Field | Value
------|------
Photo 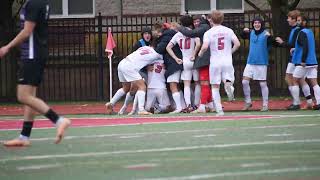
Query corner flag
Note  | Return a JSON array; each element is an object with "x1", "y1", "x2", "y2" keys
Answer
[{"x1": 105, "y1": 27, "x2": 116, "y2": 59}]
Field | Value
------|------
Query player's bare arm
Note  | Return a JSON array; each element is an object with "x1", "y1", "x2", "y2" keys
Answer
[
  {"x1": 198, "y1": 41, "x2": 209, "y2": 57},
  {"x1": 231, "y1": 36, "x2": 241, "y2": 54},
  {"x1": 0, "y1": 21, "x2": 36, "y2": 58},
  {"x1": 166, "y1": 42, "x2": 183, "y2": 64},
  {"x1": 191, "y1": 37, "x2": 201, "y2": 61}
]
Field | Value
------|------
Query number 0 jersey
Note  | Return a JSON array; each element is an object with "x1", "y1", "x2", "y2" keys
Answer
[{"x1": 170, "y1": 32, "x2": 196, "y2": 60}]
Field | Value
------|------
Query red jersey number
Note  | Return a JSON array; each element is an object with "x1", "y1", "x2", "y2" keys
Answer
[
  {"x1": 140, "y1": 49, "x2": 151, "y2": 55},
  {"x1": 179, "y1": 38, "x2": 191, "y2": 50},
  {"x1": 154, "y1": 64, "x2": 163, "y2": 73},
  {"x1": 218, "y1": 37, "x2": 225, "y2": 50}
]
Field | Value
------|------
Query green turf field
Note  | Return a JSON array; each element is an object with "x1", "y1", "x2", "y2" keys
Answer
[{"x1": 1, "y1": 111, "x2": 320, "y2": 180}]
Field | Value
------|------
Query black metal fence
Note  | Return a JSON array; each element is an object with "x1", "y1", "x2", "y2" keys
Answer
[{"x1": 0, "y1": 9, "x2": 319, "y2": 101}]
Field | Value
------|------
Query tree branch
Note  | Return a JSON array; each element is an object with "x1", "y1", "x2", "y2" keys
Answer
[
  {"x1": 244, "y1": 0, "x2": 271, "y2": 23},
  {"x1": 288, "y1": 0, "x2": 300, "y2": 10}
]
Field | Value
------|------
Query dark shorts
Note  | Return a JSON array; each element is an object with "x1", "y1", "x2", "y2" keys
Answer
[{"x1": 17, "y1": 59, "x2": 46, "y2": 87}]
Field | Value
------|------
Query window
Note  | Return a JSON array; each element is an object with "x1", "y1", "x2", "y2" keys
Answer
[
  {"x1": 181, "y1": 0, "x2": 244, "y2": 14},
  {"x1": 49, "y1": 0, "x2": 95, "y2": 18}
]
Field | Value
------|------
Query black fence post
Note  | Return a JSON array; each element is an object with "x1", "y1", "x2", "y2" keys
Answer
[{"x1": 97, "y1": 12, "x2": 104, "y2": 100}]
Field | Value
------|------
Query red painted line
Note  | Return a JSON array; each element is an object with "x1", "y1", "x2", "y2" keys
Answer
[{"x1": 0, "y1": 115, "x2": 273, "y2": 130}]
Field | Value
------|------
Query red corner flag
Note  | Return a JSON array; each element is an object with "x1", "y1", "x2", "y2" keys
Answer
[{"x1": 105, "y1": 27, "x2": 116, "y2": 59}]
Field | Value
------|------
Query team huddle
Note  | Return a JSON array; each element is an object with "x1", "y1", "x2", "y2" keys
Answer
[{"x1": 105, "y1": 10, "x2": 320, "y2": 116}]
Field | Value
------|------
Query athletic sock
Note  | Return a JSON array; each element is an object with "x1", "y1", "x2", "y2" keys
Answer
[
  {"x1": 45, "y1": 109, "x2": 60, "y2": 124},
  {"x1": 184, "y1": 86, "x2": 191, "y2": 106},
  {"x1": 302, "y1": 84, "x2": 312, "y2": 104},
  {"x1": 123, "y1": 92, "x2": 134, "y2": 107},
  {"x1": 291, "y1": 85, "x2": 301, "y2": 105},
  {"x1": 136, "y1": 90, "x2": 146, "y2": 112},
  {"x1": 179, "y1": 91, "x2": 186, "y2": 109},
  {"x1": 172, "y1": 92, "x2": 182, "y2": 110},
  {"x1": 242, "y1": 79, "x2": 251, "y2": 104},
  {"x1": 110, "y1": 88, "x2": 126, "y2": 105},
  {"x1": 211, "y1": 88, "x2": 222, "y2": 112},
  {"x1": 260, "y1": 81, "x2": 269, "y2": 106},
  {"x1": 313, "y1": 85, "x2": 320, "y2": 105},
  {"x1": 20, "y1": 121, "x2": 34, "y2": 138},
  {"x1": 200, "y1": 84, "x2": 211, "y2": 104},
  {"x1": 194, "y1": 83, "x2": 201, "y2": 105}
]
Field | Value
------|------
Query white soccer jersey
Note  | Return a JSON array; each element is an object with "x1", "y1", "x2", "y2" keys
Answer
[
  {"x1": 203, "y1": 25, "x2": 238, "y2": 66},
  {"x1": 170, "y1": 32, "x2": 196, "y2": 60},
  {"x1": 147, "y1": 60, "x2": 166, "y2": 89},
  {"x1": 126, "y1": 46, "x2": 163, "y2": 70}
]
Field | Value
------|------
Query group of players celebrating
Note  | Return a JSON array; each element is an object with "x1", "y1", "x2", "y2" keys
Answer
[{"x1": 105, "y1": 9, "x2": 320, "y2": 116}]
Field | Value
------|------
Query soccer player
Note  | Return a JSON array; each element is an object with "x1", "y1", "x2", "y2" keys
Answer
[
  {"x1": 166, "y1": 15, "x2": 201, "y2": 112},
  {"x1": 199, "y1": 10, "x2": 240, "y2": 116},
  {"x1": 291, "y1": 15, "x2": 320, "y2": 110},
  {"x1": 0, "y1": 0, "x2": 71, "y2": 146},
  {"x1": 173, "y1": 15, "x2": 215, "y2": 113},
  {"x1": 240, "y1": 17, "x2": 273, "y2": 111},
  {"x1": 145, "y1": 60, "x2": 171, "y2": 113},
  {"x1": 276, "y1": 10, "x2": 313, "y2": 110},
  {"x1": 111, "y1": 45, "x2": 162, "y2": 115},
  {"x1": 117, "y1": 27, "x2": 152, "y2": 115},
  {"x1": 154, "y1": 23, "x2": 185, "y2": 113}
]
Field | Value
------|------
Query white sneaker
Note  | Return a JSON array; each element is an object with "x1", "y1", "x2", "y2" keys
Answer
[
  {"x1": 242, "y1": 103, "x2": 252, "y2": 111},
  {"x1": 137, "y1": 110, "x2": 152, "y2": 115},
  {"x1": 260, "y1": 105, "x2": 269, "y2": 112},
  {"x1": 105, "y1": 102, "x2": 113, "y2": 114},
  {"x1": 128, "y1": 111, "x2": 137, "y2": 116},
  {"x1": 216, "y1": 110, "x2": 224, "y2": 116},
  {"x1": 169, "y1": 109, "x2": 182, "y2": 114}
]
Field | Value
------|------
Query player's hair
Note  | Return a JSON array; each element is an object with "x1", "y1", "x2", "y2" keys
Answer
[
  {"x1": 153, "y1": 22, "x2": 162, "y2": 32},
  {"x1": 298, "y1": 14, "x2": 308, "y2": 27},
  {"x1": 287, "y1": 10, "x2": 301, "y2": 20},
  {"x1": 192, "y1": 14, "x2": 202, "y2": 21},
  {"x1": 211, "y1": 10, "x2": 224, "y2": 25},
  {"x1": 180, "y1": 15, "x2": 193, "y2": 28}
]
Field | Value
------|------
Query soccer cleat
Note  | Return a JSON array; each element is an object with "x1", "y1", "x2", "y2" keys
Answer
[
  {"x1": 242, "y1": 103, "x2": 252, "y2": 111},
  {"x1": 105, "y1": 102, "x2": 113, "y2": 115},
  {"x1": 118, "y1": 106, "x2": 127, "y2": 115},
  {"x1": 137, "y1": 110, "x2": 152, "y2": 115},
  {"x1": 286, "y1": 104, "x2": 300, "y2": 110},
  {"x1": 260, "y1": 105, "x2": 269, "y2": 112},
  {"x1": 55, "y1": 118, "x2": 71, "y2": 144},
  {"x1": 3, "y1": 138, "x2": 31, "y2": 147},
  {"x1": 313, "y1": 104, "x2": 320, "y2": 110},
  {"x1": 215, "y1": 110, "x2": 224, "y2": 116},
  {"x1": 191, "y1": 108, "x2": 206, "y2": 113}
]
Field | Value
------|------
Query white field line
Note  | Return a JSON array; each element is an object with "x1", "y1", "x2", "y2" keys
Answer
[
  {"x1": 124, "y1": 163, "x2": 159, "y2": 169},
  {"x1": 0, "y1": 117, "x2": 276, "y2": 132},
  {"x1": 138, "y1": 167, "x2": 320, "y2": 180},
  {"x1": 119, "y1": 135, "x2": 144, "y2": 139},
  {"x1": 266, "y1": 133, "x2": 292, "y2": 137},
  {"x1": 193, "y1": 134, "x2": 217, "y2": 138},
  {"x1": 2, "y1": 113, "x2": 320, "y2": 132},
  {"x1": 240, "y1": 162, "x2": 270, "y2": 168},
  {"x1": 0, "y1": 123, "x2": 317, "y2": 142},
  {"x1": 17, "y1": 163, "x2": 61, "y2": 171},
  {"x1": 1, "y1": 139, "x2": 320, "y2": 162}
]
